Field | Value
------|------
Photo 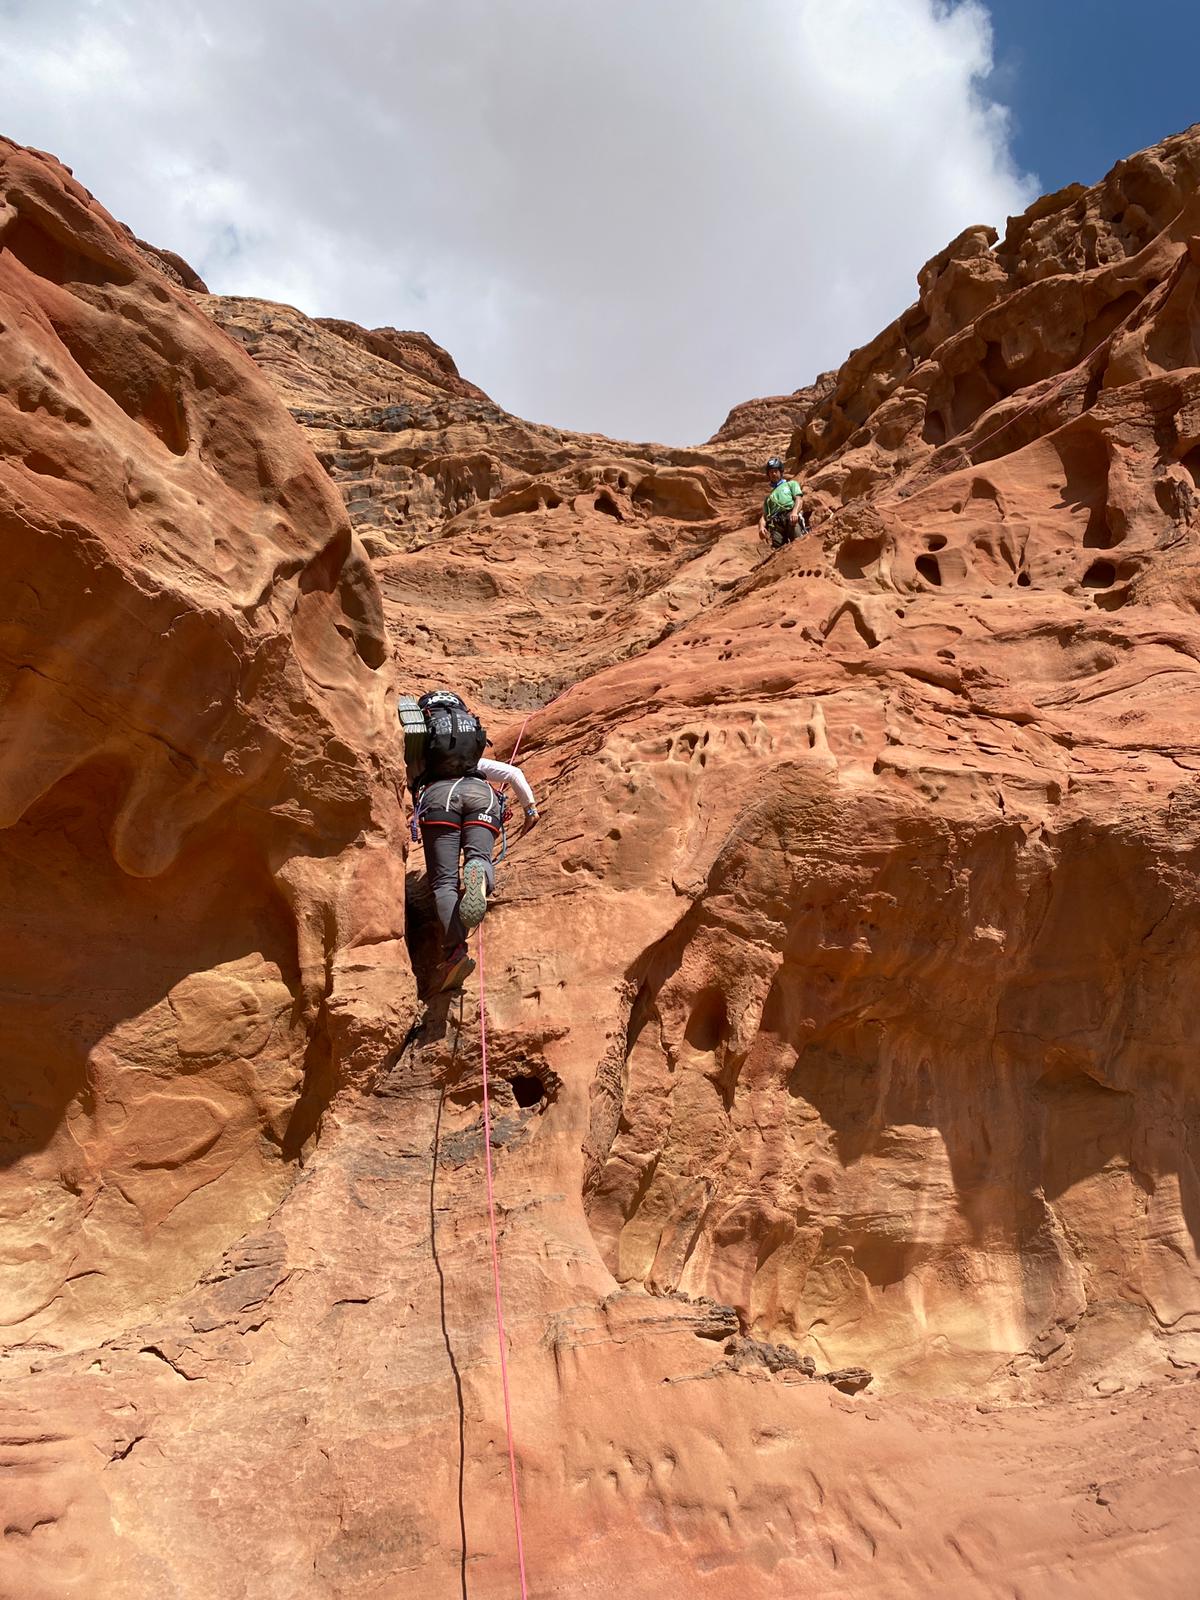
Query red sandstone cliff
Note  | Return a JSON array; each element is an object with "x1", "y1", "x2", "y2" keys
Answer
[{"x1": 4, "y1": 127, "x2": 1200, "y2": 1598}]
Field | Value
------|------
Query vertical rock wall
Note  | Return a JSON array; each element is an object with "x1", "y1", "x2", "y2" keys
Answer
[{"x1": 0, "y1": 139, "x2": 412, "y2": 1351}]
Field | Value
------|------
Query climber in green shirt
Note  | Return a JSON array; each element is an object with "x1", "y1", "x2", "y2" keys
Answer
[{"x1": 759, "y1": 456, "x2": 806, "y2": 549}]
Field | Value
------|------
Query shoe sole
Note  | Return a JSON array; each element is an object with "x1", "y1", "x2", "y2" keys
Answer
[
  {"x1": 435, "y1": 954, "x2": 476, "y2": 994},
  {"x1": 459, "y1": 862, "x2": 489, "y2": 930}
]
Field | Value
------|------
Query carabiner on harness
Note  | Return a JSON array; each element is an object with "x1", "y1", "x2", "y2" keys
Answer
[{"x1": 410, "y1": 784, "x2": 428, "y2": 843}]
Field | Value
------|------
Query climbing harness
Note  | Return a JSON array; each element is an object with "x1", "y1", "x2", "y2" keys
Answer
[{"x1": 477, "y1": 923, "x2": 530, "y2": 1598}]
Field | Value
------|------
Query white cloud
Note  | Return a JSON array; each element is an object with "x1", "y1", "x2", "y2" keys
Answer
[{"x1": 0, "y1": 0, "x2": 1036, "y2": 442}]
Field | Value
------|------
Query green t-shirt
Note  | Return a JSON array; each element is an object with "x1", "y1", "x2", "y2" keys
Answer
[{"x1": 764, "y1": 479, "x2": 803, "y2": 521}]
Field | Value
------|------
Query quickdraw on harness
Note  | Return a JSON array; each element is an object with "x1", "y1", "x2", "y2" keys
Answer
[{"x1": 769, "y1": 507, "x2": 808, "y2": 538}]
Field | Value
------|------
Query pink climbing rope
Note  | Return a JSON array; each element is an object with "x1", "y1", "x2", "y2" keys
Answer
[
  {"x1": 475, "y1": 682, "x2": 569, "y2": 1592},
  {"x1": 477, "y1": 924, "x2": 530, "y2": 1599},
  {"x1": 508, "y1": 711, "x2": 533, "y2": 765},
  {"x1": 508, "y1": 678, "x2": 574, "y2": 765}
]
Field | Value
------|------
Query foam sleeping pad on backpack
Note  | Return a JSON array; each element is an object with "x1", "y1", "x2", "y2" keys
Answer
[{"x1": 397, "y1": 695, "x2": 429, "y2": 769}]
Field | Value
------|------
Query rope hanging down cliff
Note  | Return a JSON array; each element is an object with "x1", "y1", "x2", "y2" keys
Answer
[
  {"x1": 468, "y1": 699, "x2": 554, "y2": 1598},
  {"x1": 428, "y1": 691, "x2": 558, "y2": 1594},
  {"x1": 477, "y1": 923, "x2": 530, "y2": 1599}
]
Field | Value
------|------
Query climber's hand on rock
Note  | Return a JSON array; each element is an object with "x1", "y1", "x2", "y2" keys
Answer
[{"x1": 523, "y1": 805, "x2": 540, "y2": 833}]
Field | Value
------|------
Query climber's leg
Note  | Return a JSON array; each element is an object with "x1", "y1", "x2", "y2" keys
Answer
[
  {"x1": 458, "y1": 780, "x2": 501, "y2": 930},
  {"x1": 459, "y1": 826, "x2": 496, "y2": 929},
  {"x1": 422, "y1": 821, "x2": 467, "y2": 952}
]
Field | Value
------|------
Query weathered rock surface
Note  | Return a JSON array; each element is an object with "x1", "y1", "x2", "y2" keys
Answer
[
  {"x1": 5, "y1": 124, "x2": 1200, "y2": 1598},
  {"x1": 708, "y1": 367, "x2": 837, "y2": 447},
  {"x1": 198, "y1": 292, "x2": 770, "y2": 709},
  {"x1": 0, "y1": 138, "x2": 412, "y2": 1359}
]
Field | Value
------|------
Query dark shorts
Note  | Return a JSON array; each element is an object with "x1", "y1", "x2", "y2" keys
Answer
[{"x1": 768, "y1": 513, "x2": 806, "y2": 549}]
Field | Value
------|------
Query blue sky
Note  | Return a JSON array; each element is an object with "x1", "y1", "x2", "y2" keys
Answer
[{"x1": 987, "y1": 0, "x2": 1200, "y2": 193}]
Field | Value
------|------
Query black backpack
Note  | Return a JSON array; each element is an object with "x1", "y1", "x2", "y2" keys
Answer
[{"x1": 405, "y1": 691, "x2": 487, "y2": 779}]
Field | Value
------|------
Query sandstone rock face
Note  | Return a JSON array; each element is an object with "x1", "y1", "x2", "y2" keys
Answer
[
  {"x1": 708, "y1": 368, "x2": 837, "y2": 446},
  {"x1": 0, "y1": 139, "x2": 411, "y2": 1356},
  {"x1": 6, "y1": 125, "x2": 1200, "y2": 1599},
  {"x1": 198, "y1": 292, "x2": 772, "y2": 709}
]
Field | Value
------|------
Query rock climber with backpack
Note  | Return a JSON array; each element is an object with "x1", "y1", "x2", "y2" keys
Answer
[
  {"x1": 399, "y1": 690, "x2": 540, "y2": 994},
  {"x1": 758, "y1": 456, "x2": 807, "y2": 549}
]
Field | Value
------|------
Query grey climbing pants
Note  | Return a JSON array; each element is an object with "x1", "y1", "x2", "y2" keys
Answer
[{"x1": 418, "y1": 774, "x2": 501, "y2": 952}]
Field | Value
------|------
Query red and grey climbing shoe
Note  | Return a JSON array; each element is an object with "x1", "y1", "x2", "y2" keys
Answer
[
  {"x1": 459, "y1": 860, "x2": 489, "y2": 931},
  {"x1": 434, "y1": 946, "x2": 476, "y2": 994}
]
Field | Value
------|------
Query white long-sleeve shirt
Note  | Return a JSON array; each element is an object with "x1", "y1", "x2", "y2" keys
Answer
[{"x1": 476, "y1": 756, "x2": 536, "y2": 810}]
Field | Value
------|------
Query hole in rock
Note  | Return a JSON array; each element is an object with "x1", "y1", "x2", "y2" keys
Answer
[
  {"x1": 492, "y1": 483, "x2": 562, "y2": 516},
  {"x1": 1055, "y1": 428, "x2": 1115, "y2": 548},
  {"x1": 22, "y1": 451, "x2": 69, "y2": 478},
  {"x1": 1154, "y1": 479, "x2": 1183, "y2": 518},
  {"x1": 921, "y1": 408, "x2": 947, "y2": 447},
  {"x1": 1017, "y1": 571, "x2": 1031, "y2": 587},
  {"x1": 4, "y1": 213, "x2": 134, "y2": 289},
  {"x1": 510, "y1": 1074, "x2": 546, "y2": 1109},
  {"x1": 1082, "y1": 559, "x2": 1117, "y2": 589},
  {"x1": 685, "y1": 987, "x2": 728, "y2": 1053},
  {"x1": 950, "y1": 370, "x2": 1002, "y2": 438},
  {"x1": 824, "y1": 603, "x2": 879, "y2": 651},
  {"x1": 140, "y1": 384, "x2": 190, "y2": 456},
  {"x1": 1181, "y1": 445, "x2": 1200, "y2": 490},
  {"x1": 925, "y1": 535, "x2": 947, "y2": 551},
  {"x1": 915, "y1": 553, "x2": 942, "y2": 586},
  {"x1": 1082, "y1": 506, "x2": 1118, "y2": 548},
  {"x1": 835, "y1": 537, "x2": 883, "y2": 580},
  {"x1": 1079, "y1": 290, "x2": 1142, "y2": 356},
  {"x1": 968, "y1": 477, "x2": 1002, "y2": 506},
  {"x1": 594, "y1": 489, "x2": 622, "y2": 518}
]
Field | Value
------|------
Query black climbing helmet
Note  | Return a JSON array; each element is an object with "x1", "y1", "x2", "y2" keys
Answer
[{"x1": 765, "y1": 456, "x2": 785, "y2": 475}]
